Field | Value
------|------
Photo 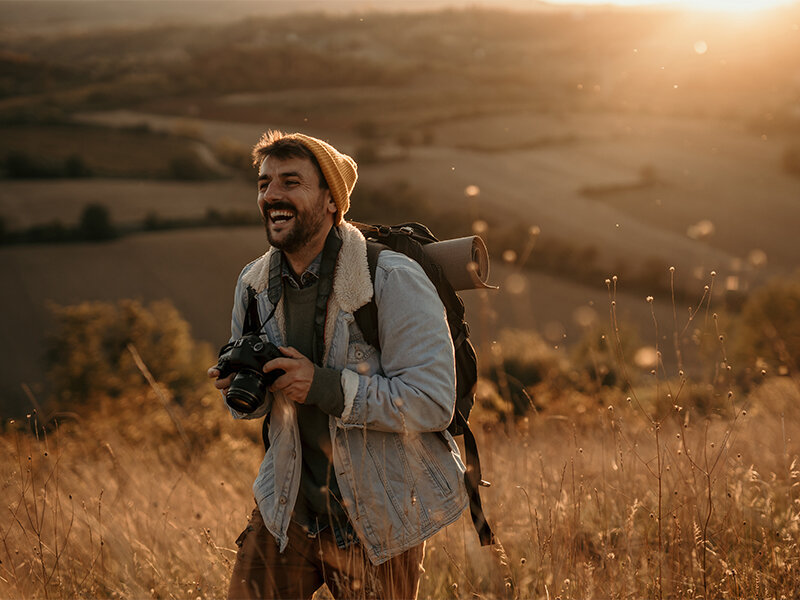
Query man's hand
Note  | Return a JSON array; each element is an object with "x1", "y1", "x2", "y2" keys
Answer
[
  {"x1": 264, "y1": 346, "x2": 314, "y2": 404},
  {"x1": 207, "y1": 365, "x2": 233, "y2": 397}
]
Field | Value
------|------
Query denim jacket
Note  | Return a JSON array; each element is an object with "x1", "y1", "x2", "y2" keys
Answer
[{"x1": 227, "y1": 221, "x2": 468, "y2": 565}]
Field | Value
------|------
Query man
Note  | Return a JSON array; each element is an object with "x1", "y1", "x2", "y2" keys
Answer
[{"x1": 208, "y1": 131, "x2": 468, "y2": 599}]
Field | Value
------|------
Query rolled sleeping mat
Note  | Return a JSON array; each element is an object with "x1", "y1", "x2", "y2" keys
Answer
[{"x1": 422, "y1": 236, "x2": 497, "y2": 291}]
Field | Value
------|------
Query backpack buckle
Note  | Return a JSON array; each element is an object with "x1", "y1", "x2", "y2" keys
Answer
[{"x1": 377, "y1": 225, "x2": 391, "y2": 237}]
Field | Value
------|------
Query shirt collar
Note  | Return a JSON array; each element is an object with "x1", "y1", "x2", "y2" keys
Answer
[{"x1": 281, "y1": 252, "x2": 322, "y2": 289}]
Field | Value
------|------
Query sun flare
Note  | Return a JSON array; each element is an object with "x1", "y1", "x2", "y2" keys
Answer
[{"x1": 544, "y1": 0, "x2": 796, "y2": 13}]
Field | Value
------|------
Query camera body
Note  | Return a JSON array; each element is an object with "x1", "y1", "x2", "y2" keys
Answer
[{"x1": 216, "y1": 335, "x2": 284, "y2": 413}]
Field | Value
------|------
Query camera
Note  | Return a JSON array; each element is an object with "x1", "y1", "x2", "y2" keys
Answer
[{"x1": 216, "y1": 335, "x2": 284, "y2": 413}]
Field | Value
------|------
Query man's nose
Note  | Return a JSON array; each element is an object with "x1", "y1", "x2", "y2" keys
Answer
[{"x1": 263, "y1": 181, "x2": 282, "y2": 202}]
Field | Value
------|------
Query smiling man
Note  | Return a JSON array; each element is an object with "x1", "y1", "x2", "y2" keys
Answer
[{"x1": 208, "y1": 131, "x2": 468, "y2": 599}]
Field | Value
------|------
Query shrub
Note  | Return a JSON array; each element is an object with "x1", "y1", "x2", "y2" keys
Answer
[
  {"x1": 213, "y1": 137, "x2": 252, "y2": 174},
  {"x1": 732, "y1": 276, "x2": 800, "y2": 383},
  {"x1": 782, "y1": 145, "x2": 800, "y2": 176},
  {"x1": 571, "y1": 320, "x2": 641, "y2": 392},
  {"x1": 78, "y1": 203, "x2": 117, "y2": 241},
  {"x1": 168, "y1": 151, "x2": 208, "y2": 180},
  {"x1": 46, "y1": 299, "x2": 212, "y2": 406}
]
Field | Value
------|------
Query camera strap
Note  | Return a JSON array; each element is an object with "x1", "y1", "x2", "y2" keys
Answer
[
  {"x1": 263, "y1": 227, "x2": 342, "y2": 366},
  {"x1": 313, "y1": 227, "x2": 342, "y2": 366}
]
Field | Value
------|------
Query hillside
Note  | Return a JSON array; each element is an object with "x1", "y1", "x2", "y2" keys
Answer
[{"x1": 2, "y1": 5, "x2": 800, "y2": 413}]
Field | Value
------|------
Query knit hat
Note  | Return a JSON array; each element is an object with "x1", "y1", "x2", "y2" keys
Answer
[{"x1": 290, "y1": 133, "x2": 358, "y2": 225}]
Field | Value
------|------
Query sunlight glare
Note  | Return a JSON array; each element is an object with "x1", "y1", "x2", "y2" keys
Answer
[{"x1": 543, "y1": 0, "x2": 796, "y2": 13}]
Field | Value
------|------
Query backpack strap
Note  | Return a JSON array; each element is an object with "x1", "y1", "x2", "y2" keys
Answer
[
  {"x1": 353, "y1": 241, "x2": 496, "y2": 547},
  {"x1": 457, "y1": 411, "x2": 496, "y2": 546},
  {"x1": 353, "y1": 241, "x2": 384, "y2": 351}
]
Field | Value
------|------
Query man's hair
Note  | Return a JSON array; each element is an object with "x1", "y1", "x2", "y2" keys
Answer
[{"x1": 251, "y1": 130, "x2": 328, "y2": 189}]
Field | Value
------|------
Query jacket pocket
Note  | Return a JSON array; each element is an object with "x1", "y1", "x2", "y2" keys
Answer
[
  {"x1": 415, "y1": 437, "x2": 453, "y2": 496},
  {"x1": 365, "y1": 439, "x2": 415, "y2": 533}
]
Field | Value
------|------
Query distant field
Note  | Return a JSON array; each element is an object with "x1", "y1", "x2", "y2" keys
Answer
[
  {"x1": 0, "y1": 178, "x2": 254, "y2": 230},
  {"x1": 0, "y1": 124, "x2": 222, "y2": 178}
]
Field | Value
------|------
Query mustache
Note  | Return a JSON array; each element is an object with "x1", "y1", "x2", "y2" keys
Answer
[{"x1": 261, "y1": 201, "x2": 296, "y2": 219}]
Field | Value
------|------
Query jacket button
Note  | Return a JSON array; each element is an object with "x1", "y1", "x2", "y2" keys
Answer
[{"x1": 279, "y1": 496, "x2": 287, "y2": 505}]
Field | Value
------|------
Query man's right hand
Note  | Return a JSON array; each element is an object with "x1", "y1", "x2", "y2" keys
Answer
[{"x1": 207, "y1": 366, "x2": 233, "y2": 397}]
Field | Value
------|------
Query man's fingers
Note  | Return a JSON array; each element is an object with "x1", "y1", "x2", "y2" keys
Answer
[
  {"x1": 214, "y1": 375, "x2": 233, "y2": 390},
  {"x1": 208, "y1": 366, "x2": 221, "y2": 378},
  {"x1": 263, "y1": 357, "x2": 298, "y2": 374}
]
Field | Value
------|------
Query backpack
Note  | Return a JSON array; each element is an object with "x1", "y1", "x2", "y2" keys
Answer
[{"x1": 352, "y1": 222, "x2": 495, "y2": 547}]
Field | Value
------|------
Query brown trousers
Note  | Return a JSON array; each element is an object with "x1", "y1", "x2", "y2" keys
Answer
[{"x1": 228, "y1": 506, "x2": 425, "y2": 600}]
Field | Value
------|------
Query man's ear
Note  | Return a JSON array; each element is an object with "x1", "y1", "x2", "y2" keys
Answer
[{"x1": 325, "y1": 191, "x2": 337, "y2": 215}]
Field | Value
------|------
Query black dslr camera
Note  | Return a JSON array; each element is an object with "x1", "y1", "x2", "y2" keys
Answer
[{"x1": 216, "y1": 335, "x2": 284, "y2": 413}]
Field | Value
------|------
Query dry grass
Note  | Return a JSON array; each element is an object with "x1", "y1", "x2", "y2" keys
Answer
[{"x1": 2, "y1": 361, "x2": 798, "y2": 598}]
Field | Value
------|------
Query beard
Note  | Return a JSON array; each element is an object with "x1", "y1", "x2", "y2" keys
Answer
[{"x1": 262, "y1": 194, "x2": 329, "y2": 253}]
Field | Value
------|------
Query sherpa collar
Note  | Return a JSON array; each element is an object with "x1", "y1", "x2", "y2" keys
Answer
[{"x1": 240, "y1": 221, "x2": 373, "y2": 361}]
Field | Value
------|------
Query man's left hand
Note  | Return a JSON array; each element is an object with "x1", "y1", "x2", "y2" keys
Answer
[{"x1": 264, "y1": 346, "x2": 314, "y2": 404}]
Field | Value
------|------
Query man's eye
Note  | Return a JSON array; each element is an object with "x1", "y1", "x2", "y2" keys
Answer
[{"x1": 285, "y1": 180, "x2": 299, "y2": 186}]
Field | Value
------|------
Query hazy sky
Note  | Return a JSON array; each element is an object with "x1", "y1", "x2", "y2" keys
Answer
[{"x1": 542, "y1": 0, "x2": 796, "y2": 10}]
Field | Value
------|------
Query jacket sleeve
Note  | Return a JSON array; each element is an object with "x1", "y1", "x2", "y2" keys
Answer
[
  {"x1": 338, "y1": 253, "x2": 456, "y2": 433},
  {"x1": 225, "y1": 262, "x2": 272, "y2": 420}
]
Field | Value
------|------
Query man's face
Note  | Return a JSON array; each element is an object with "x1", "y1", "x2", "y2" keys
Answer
[{"x1": 257, "y1": 155, "x2": 336, "y2": 253}]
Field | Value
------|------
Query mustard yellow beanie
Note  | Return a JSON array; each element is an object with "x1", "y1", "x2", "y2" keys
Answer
[{"x1": 290, "y1": 133, "x2": 358, "y2": 225}]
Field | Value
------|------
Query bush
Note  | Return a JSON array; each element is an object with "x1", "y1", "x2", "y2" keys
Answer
[
  {"x1": 213, "y1": 137, "x2": 252, "y2": 174},
  {"x1": 782, "y1": 145, "x2": 800, "y2": 176},
  {"x1": 78, "y1": 203, "x2": 117, "y2": 241},
  {"x1": 168, "y1": 151, "x2": 208, "y2": 180},
  {"x1": 46, "y1": 299, "x2": 212, "y2": 406},
  {"x1": 571, "y1": 320, "x2": 642, "y2": 392},
  {"x1": 732, "y1": 276, "x2": 800, "y2": 383}
]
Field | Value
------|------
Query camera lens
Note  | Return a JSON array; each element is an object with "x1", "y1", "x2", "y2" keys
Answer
[{"x1": 225, "y1": 368, "x2": 268, "y2": 413}]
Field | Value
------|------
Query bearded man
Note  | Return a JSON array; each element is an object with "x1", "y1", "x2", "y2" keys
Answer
[{"x1": 208, "y1": 131, "x2": 468, "y2": 599}]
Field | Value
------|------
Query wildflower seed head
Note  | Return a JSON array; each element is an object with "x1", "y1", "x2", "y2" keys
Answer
[
  {"x1": 742, "y1": 410, "x2": 747, "y2": 416},
  {"x1": 605, "y1": 278, "x2": 611, "y2": 285},
  {"x1": 646, "y1": 296, "x2": 654, "y2": 303},
  {"x1": 669, "y1": 266, "x2": 675, "y2": 272},
  {"x1": 711, "y1": 270, "x2": 717, "y2": 277}
]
